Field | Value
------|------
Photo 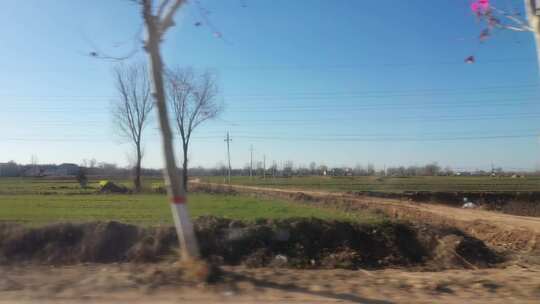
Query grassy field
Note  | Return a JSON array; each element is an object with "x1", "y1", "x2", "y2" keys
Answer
[
  {"x1": 0, "y1": 177, "x2": 161, "y2": 195},
  {"x1": 0, "y1": 177, "x2": 382, "y2": 226},
  {"x1": 4, "y1": 174, "x2": 533, "y2": 226},
  {"x1": 201, "y1": 175, "x2": 540, "y2": 193}
]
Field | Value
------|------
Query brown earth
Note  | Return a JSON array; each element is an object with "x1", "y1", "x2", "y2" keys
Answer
[
  {"x1": 0, "y1": 217, "x2": 500, "y2": 270},
  {"x1": 198, "y1": 183, "x2": 540, "y2": 258},
  {"x1": 3, "y1": 183, "x2": 540, "y2": 303},
  {"x1": 1, "y1": 263, "x2": 539, "y2": 303},
  {"x1": 344, "y1": 191, "x2": 540, "y2": 217}
]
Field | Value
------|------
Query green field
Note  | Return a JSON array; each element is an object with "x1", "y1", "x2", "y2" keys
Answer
[
  {"x1": 0, "y1": 177, "x2": 161, "y2": 195},
  {"x1": 4, "y1": 174, "x2": 532, "y2": 226},
  {"x1": 0, "y1": 178, "x2": 381, "y2": 226},
  {"x1": 201, "y1": 175, "x2": 540, "y2": 193}
]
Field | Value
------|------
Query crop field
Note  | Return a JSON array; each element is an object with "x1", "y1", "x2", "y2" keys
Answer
[
  {"x1": 202, "y1": 175, "x2": 540, "y2": 193},
  {"x1": 0, "y1": 177, "x2": 382, "y2": 226}
]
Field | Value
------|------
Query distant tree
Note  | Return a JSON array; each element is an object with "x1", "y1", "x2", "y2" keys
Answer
[
  {"x1": 367, "y1": 163, "x2": 375, "y2": 176},
  {"x1": 112, "y1": 63, "x2": 153, "y2": 192},
  {"x1": 76, "y1": 168, "x2": 88, "y2": 188},
  {"x1": 297, "y1": 164, "x2": 310, "y2": 176},
  {"x1": 255, "y1": 161, "x2": 264, "y2": 176},
  {"x1": 243, "y1": 163, "x2": 251, "y2": 176},
  {"x1": 166, "y1": 67, "x2": 222, "y2": 190},
  {"x1": 353, "y1": 164, "x2": 366, "y2": 176},
  {"x1": 270, "y1": 162, "x2": 278, "y2": 177},
  {"x1": 283, "y1": 161, "x2": 294, "y2": 176},
  {"x1": 319, "y1": 164, "x2": 328, "y2": 176},
  {"x1": 309, "y1": 162, "x2": 317, "y2": 175},
  {"x1": 443, "y1": 166, "x2": 454, "y2": 176},
  {"x1": 424, "y1": 162, "x2": 441, "y2": 176}
]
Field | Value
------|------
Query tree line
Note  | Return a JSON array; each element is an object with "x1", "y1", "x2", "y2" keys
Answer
[{"x1": 3, "y1": 160, "x2": 536, "y2": 178}]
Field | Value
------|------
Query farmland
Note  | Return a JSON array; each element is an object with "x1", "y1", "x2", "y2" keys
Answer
[
  {"x1": 2, "y1": 176, "x2": 540, "y2": 303},
  {"x1": 0, "y1": 177, "x2": 381, "y2": 226},
  {"x1": 201, "y1": 175, "x2": 540, "y2": 193}
]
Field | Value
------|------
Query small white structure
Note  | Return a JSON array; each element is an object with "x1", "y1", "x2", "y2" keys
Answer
[{"x1": 462, "y1": 197, "x2": 477, "y2": 209}]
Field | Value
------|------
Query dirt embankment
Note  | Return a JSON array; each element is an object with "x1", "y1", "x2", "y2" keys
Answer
[
  {"x1": 347, "y1": 191, "x2": 540, "y2": 217},
  {"x1": 195, "y1": 183, "x2": 540, "y2": 262},
  {"x1": 0, "y1": 217, "x2": 500, "y2": 271}
]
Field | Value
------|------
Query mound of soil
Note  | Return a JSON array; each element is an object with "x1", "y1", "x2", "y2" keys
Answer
[
  {"x1": 0, "y1": 218, "x2": 501, "y2": 270},
  {"x1": 348, "y1": 191, "x2": 540, "y2": 217},
  {"x1": 429, "y1": 234, "x2": 501, "y2": 269},
  {"x1": 292, "y1": 192, "x2": 315, "y2": 202},
  {"x1": 190, "y1": 184, "x2": 239, "y2": 195},
  {"x1": 99, "y1": 181, "x2": 129, "y2": 194}
]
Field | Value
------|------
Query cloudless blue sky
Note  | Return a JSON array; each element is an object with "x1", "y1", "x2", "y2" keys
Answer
[{"x1": 1, "y1": 0, "x2": 540, "y2": 171}]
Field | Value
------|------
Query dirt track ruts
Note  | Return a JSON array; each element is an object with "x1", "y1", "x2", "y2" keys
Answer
[{"x1": 198, "y1": 182, "x2": 540, "y2": 255}]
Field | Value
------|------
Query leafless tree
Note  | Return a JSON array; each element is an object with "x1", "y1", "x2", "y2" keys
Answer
[
  {"x1": 112, "y1": 63, "x2": 153, "y2": 192},
  {"x1": 166, "y1": 67, "x2": 222, "y2": 190},
  {"x1": 140, "y1": 0, "x2": 201, "y2": 260}
]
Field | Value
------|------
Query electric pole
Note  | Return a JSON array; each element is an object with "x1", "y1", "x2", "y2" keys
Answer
[
  {"x1": 225, "y1": 132, "x2": 232, "y2": 184},
  {"x1": 249, "y1": 145, "x2": 254, "y2": 179},
  {"x1": 263, "y1": 154, "x2": 266, "y2": 179}
]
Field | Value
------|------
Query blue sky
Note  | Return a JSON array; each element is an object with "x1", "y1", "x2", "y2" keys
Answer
[{"x1": 1, "y1": 0, "x2": 540, "y2": 171}]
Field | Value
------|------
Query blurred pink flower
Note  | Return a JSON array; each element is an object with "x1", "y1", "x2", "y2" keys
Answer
[{"x1": 471, "y1": 0, "x2": 489, "y2": 13}]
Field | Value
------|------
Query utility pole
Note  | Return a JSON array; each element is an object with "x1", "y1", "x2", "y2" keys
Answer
[
  {"x1": 224, "y1": 132, "x2": 232, "y2": 184},
  {"x1": 263, "y1": 154, "x2": 266, "y2": 179},
  {"x1": 249, "y1": 145, "x2": 254, "y2": 179}
]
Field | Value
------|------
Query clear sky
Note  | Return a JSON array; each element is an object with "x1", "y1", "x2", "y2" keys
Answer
[{"x1": 1, "y1": 0, "x2": 540, "y2": 171}]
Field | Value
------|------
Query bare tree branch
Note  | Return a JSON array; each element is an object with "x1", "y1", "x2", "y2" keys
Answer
[
  {"x1": 160, "y1": 0, "x2": 185, "y2": 34},
  {"x1": 157, "y1": 0, "x2": 172, "y2": 18},
  {"x1": 112, "y1": 63, "x2": 153, "y2": 191},
  {"x1": 490, "y1": 6, "x2": 533, "y2": 32},
  {"x1": 165, "y1": 67, "x2": 222, "y2": 189}
]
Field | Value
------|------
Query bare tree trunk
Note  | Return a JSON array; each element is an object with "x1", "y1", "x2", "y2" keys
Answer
[
  {"x1": 142, "y1": 1, "x2": 200, "y2": 260},
  {"x1": 182, "y1": 142, "x2": 189, "y2": 191},
  {"x1": 525, "y1": 0, "x2": 540, "y2": 68},
  {"x1": 134, "y1": 144, "x2": 142, "y2": 192}
]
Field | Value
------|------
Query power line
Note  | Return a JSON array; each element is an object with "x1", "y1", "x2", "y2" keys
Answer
[
  {"x1": 2, "y1": 83, "x2": 540, "y2": 103},
  {"x1": 200, "y1": 57, "x2": 537, "y2": 70},
  {"x1": 222, "y1": 83, "x2": 540, "y2": 99},
  {"x1": 226, "y1": 99, "x2": 540, "y2": 112},
  {"x1": 4, "y1": 131, "x2": 537, "y2": 143},
  {"x1": 6, "y1": 112, "x2": 540, "y2": 130},
  {"x1": 200, "y1": 128, "x2": 540, "y2": 138},
  {"x1": 6, "y1": 96, "x2": 540, "y2": 114},
  {"x1": 216, "y1": 113, "x2": 540, "y2": 125},
  {"x1": 230, "y1": 134, "x2": 539, "y2": 142}
]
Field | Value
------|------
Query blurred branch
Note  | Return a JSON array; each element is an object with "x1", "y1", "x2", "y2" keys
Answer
[{"x1": 160, "y1": 0, "x2": 185, "y2": 34}]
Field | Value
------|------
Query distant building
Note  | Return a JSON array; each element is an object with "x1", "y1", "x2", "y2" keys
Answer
[
  {"x1": 0, "y1": 162, "x2": 21, "y2": 177},
  {"x1": 55, "y1": 163, "x2": 80, "y2": 176},
  {"x1": 0, "y1": 162, "x2": 80, "y2": 177}
]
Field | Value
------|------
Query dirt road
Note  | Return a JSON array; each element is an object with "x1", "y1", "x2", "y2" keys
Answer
[
  {"x1": 3, "y1": 183, "x2": 540, "y2": 303},
  {"x1": 197, "y1": 182, "x2": 540, "y2": 255},
  {"x1": 1, "y1": 263, "x2": 540, "y2": 303}
]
